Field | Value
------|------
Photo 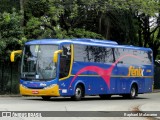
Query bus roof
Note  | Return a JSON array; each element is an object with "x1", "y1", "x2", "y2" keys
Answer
[
  {"x1": 25, "y1": 38, "x2": 117, "y2": 45},
  {"x1": 25, "y1": 38, "x2": 152, "y2": 52}
]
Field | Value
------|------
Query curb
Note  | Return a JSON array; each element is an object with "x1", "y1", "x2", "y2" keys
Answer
[
  {"x1": 152, "y1": 89, "x2": 160, "y2": 93},
  {"x1": 0, "y1": 94, "x2": 21, "y2": 97}
]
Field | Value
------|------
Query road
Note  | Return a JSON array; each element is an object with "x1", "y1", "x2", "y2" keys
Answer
[{"x1": 0, "y1": 92, "x2": 159, "y2": 120}]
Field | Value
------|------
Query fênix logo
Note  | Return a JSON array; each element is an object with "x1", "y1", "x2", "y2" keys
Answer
[{"x1": 127, "y1": 66, "x2": 144, "y2": 77}]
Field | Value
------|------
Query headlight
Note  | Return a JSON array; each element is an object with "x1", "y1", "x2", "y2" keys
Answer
[
  {"x1": 21, "y1": 84, "x2": 28, "y2": 89},
  {"x1": 43, "y1": 84, "x2": 56, "y2": 89}
]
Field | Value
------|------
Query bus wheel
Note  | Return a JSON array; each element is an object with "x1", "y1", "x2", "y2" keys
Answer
[
  {"x1": 71, "y1": 85, "x2": 83, "y2": 101},
  {"x1": 127, "y1": 85, "x2": 138, "y2": 99},
  {"x1": 42, "y1": 96, "x2": 51, "y2": 100},
  {"x1": 99, "y1": 94, "x2": 111, "y2": 99}
]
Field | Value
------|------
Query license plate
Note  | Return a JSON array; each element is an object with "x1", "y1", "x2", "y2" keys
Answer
[{"x1": 32, "y1": 90, "x2": 39, "y2": 94}]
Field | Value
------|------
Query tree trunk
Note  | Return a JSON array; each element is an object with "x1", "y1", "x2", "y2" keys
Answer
[
  {"x1": 105, "y1": 17, "x2": 110, "y2": 39},
  {"x1": 98, "y1": 12, "x2": 103, "y2": 34},
  {"x1": 143, "y1": 16, "x2": 150, "y2": 47},
  {"x1": 138, "y1": 16, "x2": 143, "y2": 47},
  {"x1": 20, "y1": 0, "x2": 24, "y2": 26}
]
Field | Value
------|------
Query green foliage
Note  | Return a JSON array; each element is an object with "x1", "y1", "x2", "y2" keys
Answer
[
  {"x1": 0, "y1": 0, "x2": 20, "y2": 13},
  {"x1": 0, "y1": 8, "x2": 26, "y2": 60},
  {"x1": 23, "y1": 0, "x2": 160, "y2": 58},
  {"x1": 24, "y1": 0, "x2": 49, "y2": 18},
  {"x1": 67, "y1": 28, "x2": 104, "y2": 39},
  {"x1": 108, "y1": 0, "x2": 158, "y2": 15},
  {"x1": 0, "y1": 0, "x2": 158, "y2": 60},
  {"x1": 0, "y1": 0, "x2": 160, "y2": 58},
  {"x1": 23, "y1": 0, "x2": 104, "y2": 40}
]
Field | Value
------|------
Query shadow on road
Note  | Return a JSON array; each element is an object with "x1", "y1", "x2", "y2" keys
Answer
[{"x1": 22, "y1": 95, "x2": 148, "y2": 102}]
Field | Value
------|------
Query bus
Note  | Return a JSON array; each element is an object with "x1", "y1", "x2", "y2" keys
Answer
[{"x1": 10, "y1": 38, "x2": 154, "y2": 100}]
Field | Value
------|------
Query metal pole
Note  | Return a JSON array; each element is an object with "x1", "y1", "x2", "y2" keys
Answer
[
  {"x1": 10, "y1": 62, "x2": 13, "y2": 94},
  {"x1": 1, "y1": 59, "x2": 4, "y2": 93}
]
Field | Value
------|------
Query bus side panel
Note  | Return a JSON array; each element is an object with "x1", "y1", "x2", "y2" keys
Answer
[
  {"x1": 58, "y1": 76, "x2": 110, "y2": 96},
  {"x1": 115, "y1": 64, "x2": 153, "y2": 94},
  {"x1": 144, "y1": 78, "x2": 153, "y2": 93},
  {"x1": 59, "y1": 61, "x2": 113, "y2": 96},
  {"x1": 142, "y1": 65, "x2": 153, "y2": 93},
  {"x1": 58, "y1": 61, "x2": 153, "y2": 96},
  {"x1": 112, "y1": 64, "x2": 130, "y2": 94}
]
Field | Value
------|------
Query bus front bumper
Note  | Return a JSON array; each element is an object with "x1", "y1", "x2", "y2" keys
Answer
[{"x1": 20, "y1": 84, "x2": 60, "y2": 96}]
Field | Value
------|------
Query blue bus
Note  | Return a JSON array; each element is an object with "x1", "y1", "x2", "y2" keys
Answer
[{"x1": 10, "y1": 38, "x2": 154, "y2": 100}]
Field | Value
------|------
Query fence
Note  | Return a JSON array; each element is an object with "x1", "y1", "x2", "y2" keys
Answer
[
  {"x1": 0, "y1": 60, "x2": 20, "y2": 94},
  {"x1": 154, "y1": 65, "x2": 160, "y2": 89}
]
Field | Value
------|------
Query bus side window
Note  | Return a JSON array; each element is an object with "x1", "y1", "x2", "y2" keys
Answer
[{"x1": 59, "y1": 44, "x2": 71, "y2": 78}]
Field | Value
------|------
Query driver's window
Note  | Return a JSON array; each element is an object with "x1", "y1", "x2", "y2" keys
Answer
[{"x1": 59, "y1": 44, "x2": 71, "y2": 78}]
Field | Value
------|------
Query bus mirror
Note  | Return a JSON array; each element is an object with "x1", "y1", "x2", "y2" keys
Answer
[
  {"x1": 53, "y1": 50, "x2": 63, "y2": 63},
  {"x1": 10, "y1": 50, "x2": 22, "y2": 62}
]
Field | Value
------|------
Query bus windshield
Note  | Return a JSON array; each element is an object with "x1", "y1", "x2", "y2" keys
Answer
[{"x1": 21, "y1": 45, "x2": 58, "y2": 80}]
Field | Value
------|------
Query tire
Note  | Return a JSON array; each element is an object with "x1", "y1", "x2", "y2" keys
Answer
[
  {"x1": 99, "y1": 94, "x2": 111, "y2": 99},
  {"x1": 42, "y1": 96, "x2": 51, "y2": 100},
  {"x1": 122, "y1": 85, "x2": 138, "y2": 99},
  {"x1": 71, "y1": 85, "x2": 83, "y2": 101},
  {"x1": 129, "y1": 85, "x2": 137, "y2": 99}
]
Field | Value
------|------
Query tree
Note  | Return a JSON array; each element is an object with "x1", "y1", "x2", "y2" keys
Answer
[
  {"x1": 23, "y1": 0, "x2": 104, "y2": 39},
  {"x1": 86, "y1": 0, "x2": 160, "y2": 59},
  {"x1": 0, "y1": 0, "x2": 20, "y2": 13},
  {"x1": 24, "y1": 0, "x2": 63, "y2": 39},
  {"x1": 0, "y1": 8, "x2": 26, "y2": 61}
]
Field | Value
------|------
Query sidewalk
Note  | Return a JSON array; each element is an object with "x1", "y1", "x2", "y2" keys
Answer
[
  {"x1": 139, "y1": 102, "x2": 160, "y2": 119},
  {"x1": 139, "y1": 89, "x2": 160, "y2": 119},
  {"x1": 139, "y1": 102, "x2": 160, "y2": 111}
]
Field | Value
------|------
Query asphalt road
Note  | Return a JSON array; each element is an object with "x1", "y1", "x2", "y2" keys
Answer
[{"x1": 0, "y1": 92, "x2": 159, "y2": 120}]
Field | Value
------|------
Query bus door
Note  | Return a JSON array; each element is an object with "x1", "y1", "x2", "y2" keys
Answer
[{"x1": 59, "y1": 44, "x2": 72, "y2": 79}]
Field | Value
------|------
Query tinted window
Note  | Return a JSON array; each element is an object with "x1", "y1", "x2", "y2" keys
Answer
[
  {"x1": 74, "y1": 44, "x2": 114, "y2": 63},
  {"x1": 114, "y1": 48, "x2": 152, "y2": 65}
]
